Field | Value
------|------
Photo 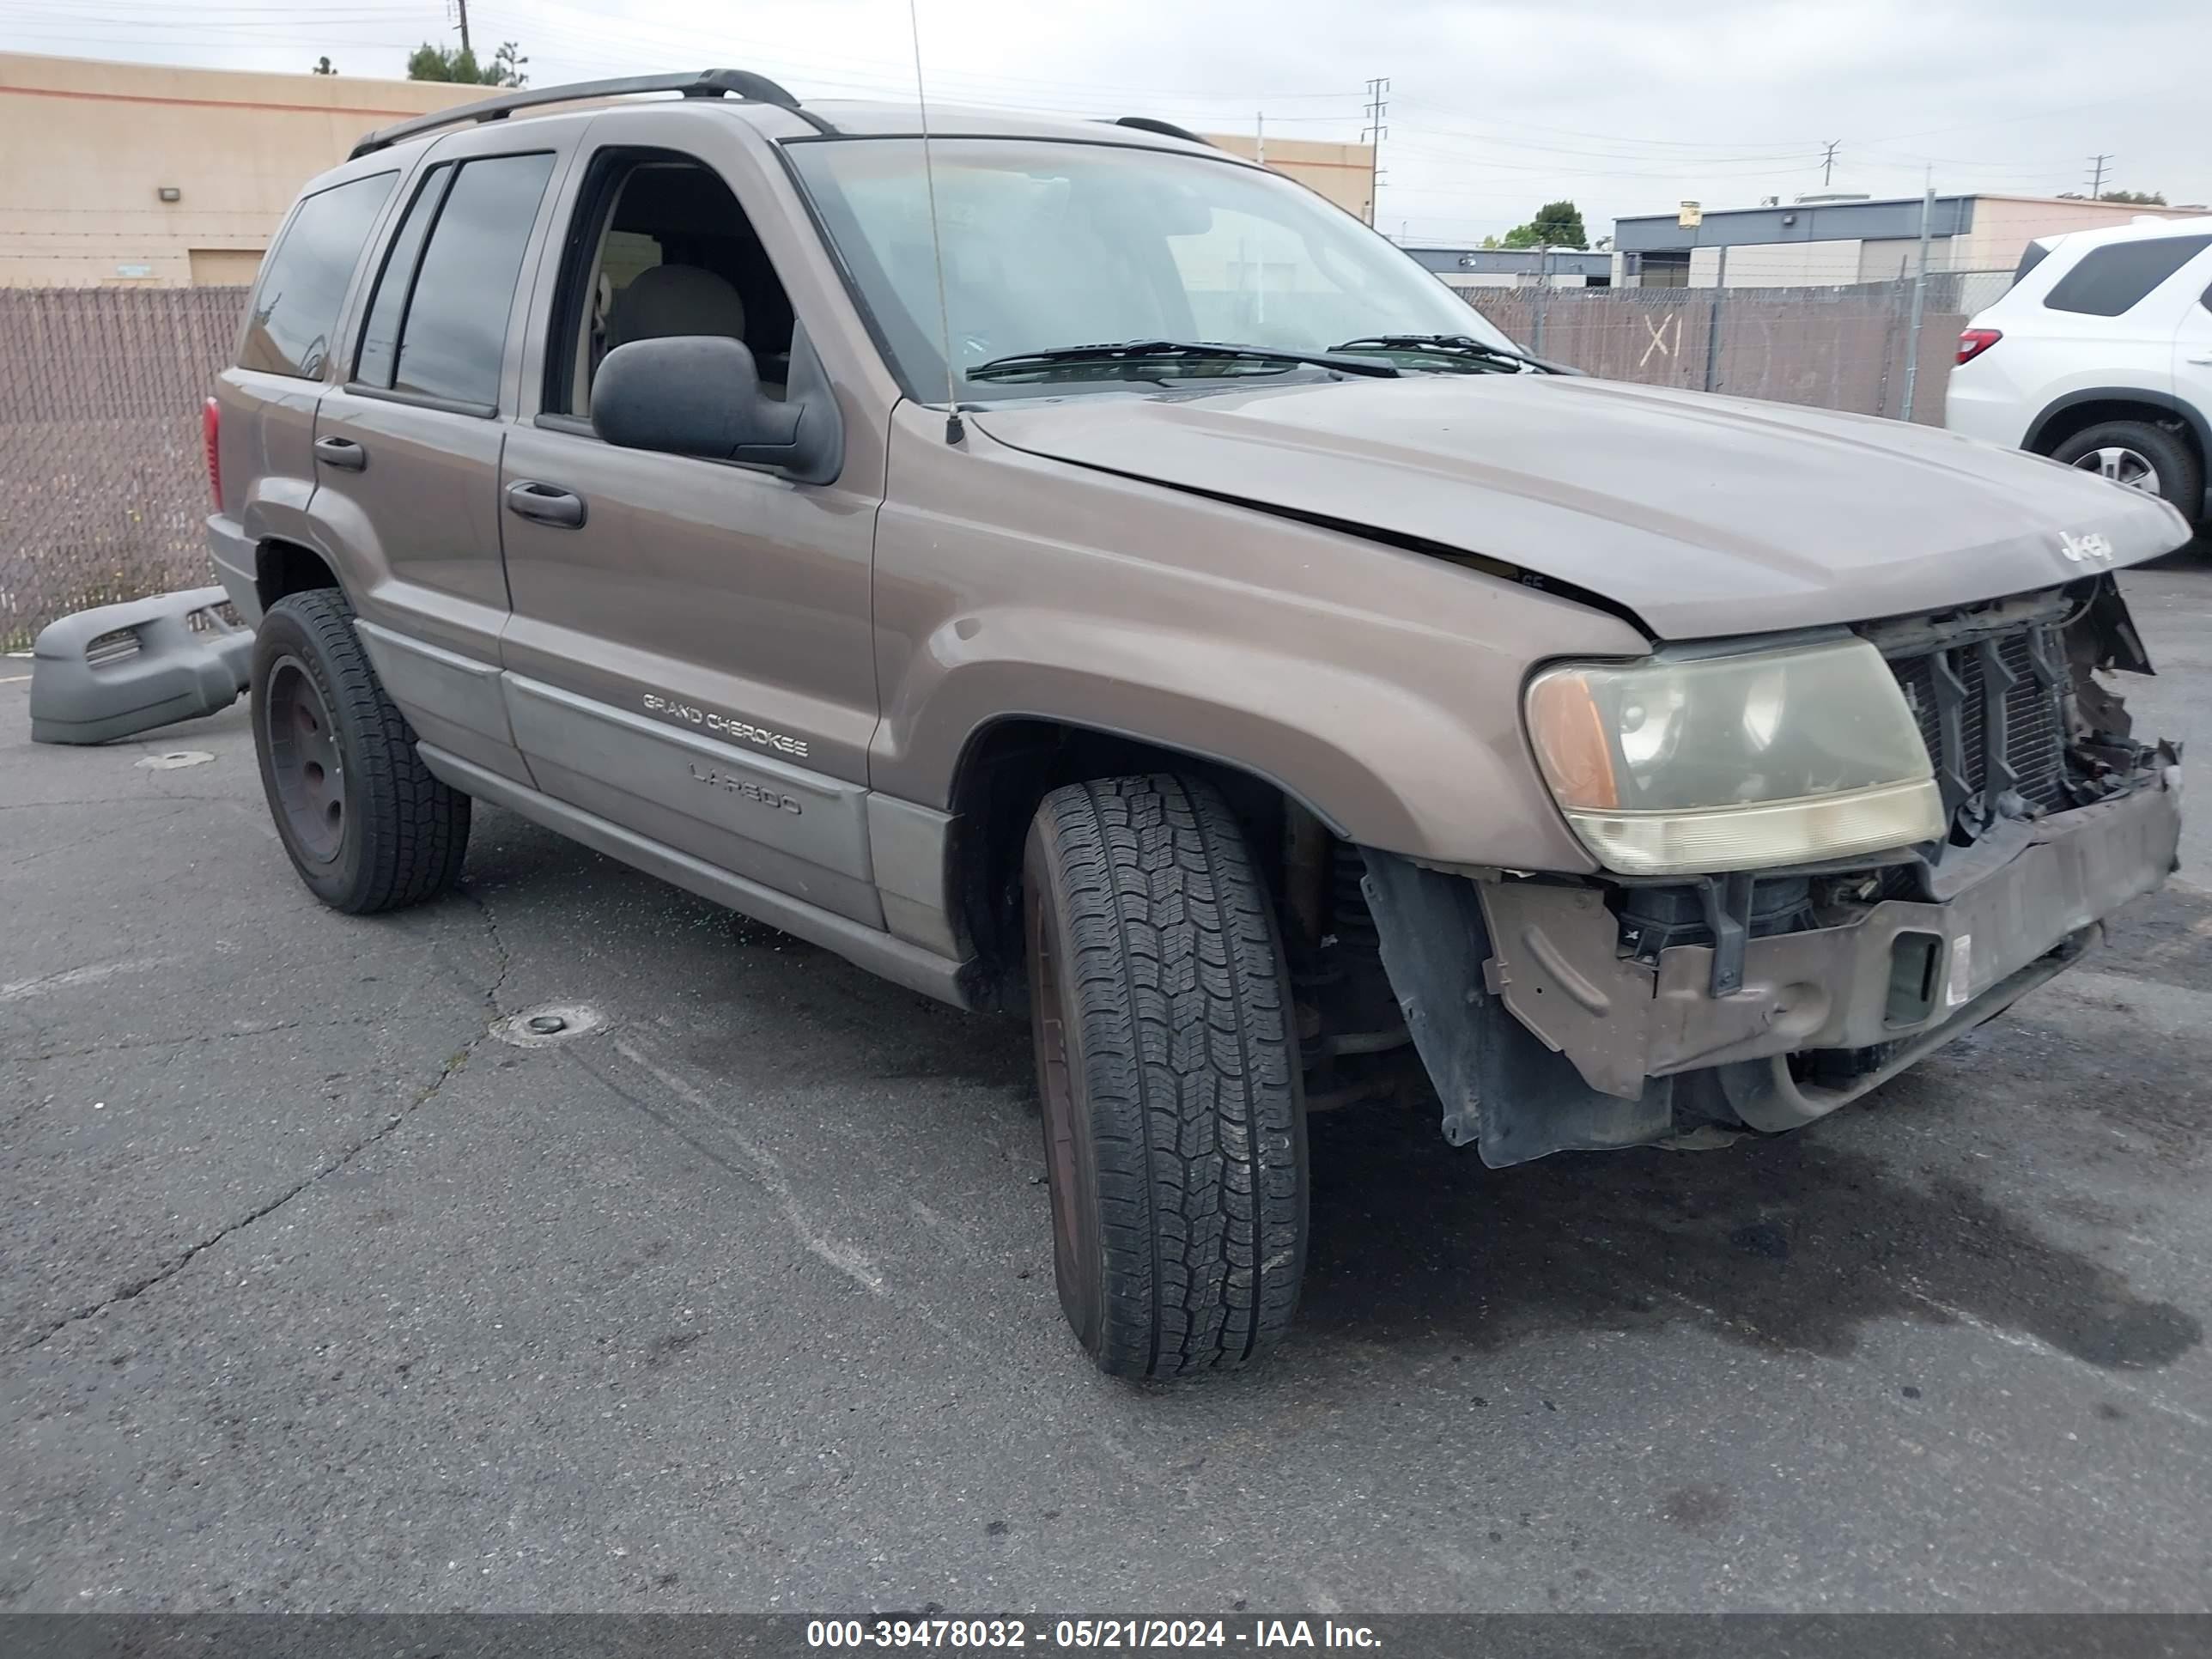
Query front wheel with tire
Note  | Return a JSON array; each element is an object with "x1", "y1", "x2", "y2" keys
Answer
[
  {"x1": 1023, "y1": 774, "x2": 1309, "y2": 1380},
  {"x1": 251, "y1": 589, "x2": 471, "y2": 914},
  {"x1": 2049, "y1": 420, "x2": 2203, "y2": 526}
]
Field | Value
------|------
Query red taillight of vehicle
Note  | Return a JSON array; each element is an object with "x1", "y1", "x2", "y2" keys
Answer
[
  {"x1": 202, "y1": 396, "x2": 222, "y2": 508},
  {"x1": 1956, "y1": 328, "x2": 2002, "y2": 366}
]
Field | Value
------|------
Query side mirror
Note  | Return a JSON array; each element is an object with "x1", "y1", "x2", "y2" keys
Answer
[{"x1": 591, "y1": 334, "x2": 842, "y2": 484}]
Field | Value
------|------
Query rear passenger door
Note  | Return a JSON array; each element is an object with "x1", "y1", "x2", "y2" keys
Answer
[
  {"x1": 495, "y1": 114, "x2": 884, "y2": 927},
  {"x1": 213, "y1": 167, "x2": 401, "y2": 564},
  {"x1": 309, "y1": 127, "x2": 570, "y2": 787}
]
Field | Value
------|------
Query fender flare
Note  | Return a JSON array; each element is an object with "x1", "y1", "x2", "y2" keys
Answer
[{"x1": 2023, "y1": 386, "x2": 2210, "y2": 459}]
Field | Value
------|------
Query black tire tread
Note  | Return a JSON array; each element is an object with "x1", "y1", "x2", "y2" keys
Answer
[
  {"x1": 1036, "y1": 774, "x2": 1307, "y2": 1379},
  {"x1": 258, "y1": 590, "x2": 470, "y2": 913}
]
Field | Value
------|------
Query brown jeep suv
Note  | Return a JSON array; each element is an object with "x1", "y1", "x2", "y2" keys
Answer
[{"x1": 207, "y1": 70, "x2": 2189, "y2": 1379}]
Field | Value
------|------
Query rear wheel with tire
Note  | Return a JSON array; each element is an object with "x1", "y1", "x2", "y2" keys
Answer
[
  {"x1": 2049, "y1": 420, "x2": 2203, "y2": 527},
  {"x1": 1023, "y1": 774, "x2": 1308, "y2": 1380},
  {"x1": 251, "y1": 589, "x2": 471, "y2": 914}
]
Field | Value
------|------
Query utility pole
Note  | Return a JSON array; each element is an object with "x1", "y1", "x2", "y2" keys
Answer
[
  {"x1": 2087, "y1": 153, "x2": 2112, "y2": 198},
  {"x1": 1361, "y1": 76, "x2": 1389, "y2": 228},
  {"x1": 1820, "y1": 140, "x2": 1840, "y2": 187},
  {"x1": 1255, "y1": 111, "x2": 1264, "y2": 167},
  {"x1": 451, "y1": 0, "x2": 471, "y2": 57}
]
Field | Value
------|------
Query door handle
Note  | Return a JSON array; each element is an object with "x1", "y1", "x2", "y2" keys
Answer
[
  {"x1": 504, "y1": 480, "x2": 587, "y2": 527},
  {"x1": 312, "y1": 435, "x2": 367, "y2": 471},
  {"x1": 2188, "y1": 356, "x2": 2212, "y2": 366}
]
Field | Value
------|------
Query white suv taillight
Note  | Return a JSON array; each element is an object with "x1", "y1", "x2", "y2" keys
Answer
[
  {"x1": 203, "y1": 397, "x2": 222, "y2": 508},
  {"x1": 1956, "y1": 328, "x2": 2002, "y2": 367}
]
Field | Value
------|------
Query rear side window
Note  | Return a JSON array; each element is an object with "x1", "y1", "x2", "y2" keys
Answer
[
  {"x1": 353, "y1": 152, "x2": 556, "y2": 409},
  {"x1": 239, "y1": 171, "x2": 397, "y2": 378},
  {"x1": 353, "y1": 163, "x2": 453, "y2": 390},
  {"x1": 2044, "y1": 234, "x2": 2212, "y2": 316},
  {"x1": 2011, "y1": 240, "x2": 2051, "y2": 286}
]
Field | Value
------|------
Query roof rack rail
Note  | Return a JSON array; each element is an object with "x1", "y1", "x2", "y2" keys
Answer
[
  {"x1": 349, "y1": 68, "x2": 834, "y2": 159},
  {"x1": 1108, "y1": 117, "x2": 1215, "y2": 148}
]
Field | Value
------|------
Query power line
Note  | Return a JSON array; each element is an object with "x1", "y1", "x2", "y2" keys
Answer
[{"x1": 1361, "y1": 75, "x2": 1388, "y2": 228}]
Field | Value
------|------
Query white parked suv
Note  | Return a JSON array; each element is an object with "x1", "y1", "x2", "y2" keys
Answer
[{"x1": 1948, "y1": 214, "x2": 2212, "y2": 533}]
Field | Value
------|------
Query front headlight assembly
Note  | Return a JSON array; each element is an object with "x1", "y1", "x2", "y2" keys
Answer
[{"x1": 1525, "y1": 637, "x2": 1944, "y2": 877}]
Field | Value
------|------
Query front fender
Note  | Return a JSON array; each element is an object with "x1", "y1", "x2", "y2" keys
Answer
[
  {"x1": 872, "y1": 404, "x2": 1649, "y2": 870},
  {"x1": 898, "y1": 606, "x2": 1592, "y2": 868}
]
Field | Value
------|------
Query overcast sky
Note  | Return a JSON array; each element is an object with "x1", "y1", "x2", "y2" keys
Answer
[{"x1": 9, "y1": 0, "x2": 2207, "y2": 245}]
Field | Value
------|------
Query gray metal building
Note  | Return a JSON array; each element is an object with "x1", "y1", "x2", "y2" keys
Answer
[
  {"x1": 1610, "y1": 191, "x2": 2207, "y2": 289},
  {"x1": 1399, "y1": 245, "x2": 1613, "y2": 289}
]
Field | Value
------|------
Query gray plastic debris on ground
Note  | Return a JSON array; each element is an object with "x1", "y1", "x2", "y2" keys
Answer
[{"x1": 28, "y1": 586, "x2": 252, "y2": 745}]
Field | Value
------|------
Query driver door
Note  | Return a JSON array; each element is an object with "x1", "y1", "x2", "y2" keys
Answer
[{"x1": 497, "y1": 116, "x2": 885, "y2": 925}]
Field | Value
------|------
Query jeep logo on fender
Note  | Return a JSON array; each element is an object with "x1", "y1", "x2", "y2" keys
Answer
[
  {"x1": 686, "y1": 762, "x2": 803, "y2": 816},
  {"x1": 2059, "y1": 530, "x2": 2115, "y2": 564}
]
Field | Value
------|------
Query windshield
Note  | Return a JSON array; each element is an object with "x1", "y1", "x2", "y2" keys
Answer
[{"x1": 787, "y1": 137, "x2": 1520, "y2": 400}]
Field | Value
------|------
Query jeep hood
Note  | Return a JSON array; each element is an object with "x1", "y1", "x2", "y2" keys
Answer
[{"x1": 968, "y1": 374, "x2": 2191, "y2": 639}]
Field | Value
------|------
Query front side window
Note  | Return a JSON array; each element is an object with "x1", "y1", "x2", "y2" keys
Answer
[
  {"x1": 2044, "y1": 234, "x2": 2212, "y2": 317},
  {"x1": 787, "y1": 138, "x2": 1515, "y2": 400},
  {"x1": 543, "y1": 151, "x2": 797, "y2": 417},
  {"x1": 353, "y1": 151, "x2": 555, "y2": 409},
  {"x1": 239, "y1": 171, "x2": 396, "y2": 379}
]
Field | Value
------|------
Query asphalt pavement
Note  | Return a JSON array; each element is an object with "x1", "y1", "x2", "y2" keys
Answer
[{"x1": 3, "y1": 554, "x2": 2210, "y2": 1613}]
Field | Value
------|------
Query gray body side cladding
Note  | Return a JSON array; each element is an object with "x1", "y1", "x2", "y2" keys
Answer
[
  {"x1": 416, "y1": 742, "x2": 979, "y2": 1011},
  {"x1": 207, "y1": 514, "x2": 262, "y2": 628},
  {"x1": 28, "y1": 586, "x2": 252, "y2": 745},
  {"x1": 1359, "y1": 849, "x2": 1672, "y2": 1167}
]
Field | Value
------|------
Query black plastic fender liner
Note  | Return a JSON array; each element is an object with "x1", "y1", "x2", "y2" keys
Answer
[
  {"x1": 28, "y1": 586, "x2": 251, "y2": 745},
  {"x1": 1358, "y1": 849, "x2": 1673, "y2": 1167}
]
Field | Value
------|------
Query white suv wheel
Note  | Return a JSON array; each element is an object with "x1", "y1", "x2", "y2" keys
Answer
[{"x1": 2072, "y1": 445, "x2": 2161, "y2": 494}]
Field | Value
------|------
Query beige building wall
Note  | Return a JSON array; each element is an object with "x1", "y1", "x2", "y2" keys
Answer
[
  {"x1": 1948, "y1": 194, "x2": 2207, "y2": 273},
  {"x1": 0, "y1": 57, "x2": 1386, "y2": 289},
  {"x1": 1206, "y1": 133, "x2": 1377, "y2": 222},
  {"x1": 1, "y1": 52, "x2": 487, "y2": 287}
]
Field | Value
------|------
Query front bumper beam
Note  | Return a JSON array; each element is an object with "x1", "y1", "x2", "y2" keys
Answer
[{"x1": 1363, "y1": 768, "x2": 2181, "y2": 1166}]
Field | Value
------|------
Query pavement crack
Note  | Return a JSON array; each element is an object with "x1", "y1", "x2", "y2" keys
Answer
[
  {"x1": 457, "y1": 880, "x2": 514, "y2": 1017},
  {"x1": 20, "y1": 1026, "x2": 493, "y2": 1356},
  {"x1": 2, "y1": 1019, "x2": 312, "y2": 1065}
]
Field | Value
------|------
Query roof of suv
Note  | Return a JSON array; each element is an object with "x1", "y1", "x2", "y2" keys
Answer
[{"x1": 349, "y1": 69, "x2": 1235, "y2": 163}]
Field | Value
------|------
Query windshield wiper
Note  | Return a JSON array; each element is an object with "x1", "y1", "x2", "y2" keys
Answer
[
  {"x1": 1327, "y1": 333, "x2": 1577, "y2": 374},
  {"x1": 967, "y1": 339, "x2": 1401, "y2": 382}
]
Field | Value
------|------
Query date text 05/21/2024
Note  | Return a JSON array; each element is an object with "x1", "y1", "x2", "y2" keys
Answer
[{"x1": 805, "y1": 1619, "x2": 1383, "y2": 1650}]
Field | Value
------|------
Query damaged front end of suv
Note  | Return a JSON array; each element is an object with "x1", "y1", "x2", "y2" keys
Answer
[{"x1": 1363, "y1": 574, "x2": 2182, "y2": 1167}]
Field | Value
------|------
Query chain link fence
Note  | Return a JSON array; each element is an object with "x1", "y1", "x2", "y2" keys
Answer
[
  {"x1": 1460, "y1": 272, "x2": 2008, "y2": 426},
  {"x1": 2, "y1": 273, "x2": 2011, "y2": 650},
  {"x1": 1, "y1": 286, "x2": 246, "y2": 650}
]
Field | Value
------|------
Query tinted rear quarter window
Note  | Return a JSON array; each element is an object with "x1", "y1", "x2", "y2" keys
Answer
[
  {"x1": 239, "y1": 171, "x2": 397, "y2": 377},
  {"x1": 354, "y1": 163, "x2": 453, "y2": 390},
  {"x1": 389, "y1": 152, "x2": 557, "y2": 407},
  {"x1": 2044, "y1": 234, "x2": 2212, "y2": 316}
]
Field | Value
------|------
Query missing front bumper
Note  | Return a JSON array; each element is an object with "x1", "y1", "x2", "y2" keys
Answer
[{"x1": 1362, "y1": 769, "x2": 2181, "y2": 1167}]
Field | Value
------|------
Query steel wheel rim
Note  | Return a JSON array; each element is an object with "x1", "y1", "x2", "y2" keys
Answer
[
  {"x1": 264, "y1": 655, "x2": 346, "y2": 864},
  {"x1": 2073, "y1": 445, "x2": 2160, "y2": 495}
]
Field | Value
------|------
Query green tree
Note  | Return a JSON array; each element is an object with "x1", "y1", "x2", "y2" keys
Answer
[
  {"x1": 407, "y1": 39, "x2": 527, "y2": 86},
  {"x1": 311, "y1": 55, "x2": 337, "y2": 75},
  {"x1": 2057, "y1": 189, "x2": 2168, "y2": 205},
  {"x1": 1499, "y1": 199, "x2": 1589, "y2": 249}
]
